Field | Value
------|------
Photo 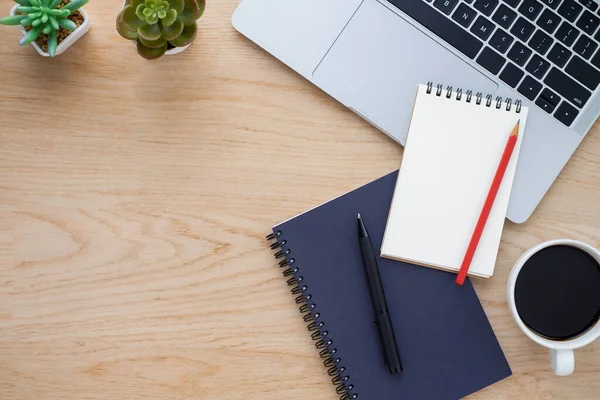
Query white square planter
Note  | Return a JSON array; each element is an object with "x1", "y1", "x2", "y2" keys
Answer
[{"x1": 10, "y1": 4, "x2": 90, "y2": 57}]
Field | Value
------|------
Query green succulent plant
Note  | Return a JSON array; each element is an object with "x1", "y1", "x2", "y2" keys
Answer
[
  {"x1": 0, "y1": 0, "x2": 88, "y2": 57},
  {"x1": 117, "y1": 0, "x2": 205, "y2": 60}
]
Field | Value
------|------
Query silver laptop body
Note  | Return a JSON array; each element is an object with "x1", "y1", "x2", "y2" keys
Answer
[{"x1": 233, "y1": 0, "x2": 600, "y2": 223}]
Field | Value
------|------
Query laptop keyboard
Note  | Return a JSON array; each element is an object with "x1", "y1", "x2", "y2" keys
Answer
[{"x1": 387, "y1": 0, "x2": 600, "y2": 126}]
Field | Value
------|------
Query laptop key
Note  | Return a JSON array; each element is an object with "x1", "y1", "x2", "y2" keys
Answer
[
  {"x1": 540, "y1": 0, "x2": 562, "y2": 10},
  {"x1": 477, "y1": 47, "x2": 507, "y2": 73},
  {"x1": 544, "y1": 67, "x2": 592, "y2": 108},
  {"x1": 565, "y1": 56, "x2": 600, "y2": 90},
  {"x1": 536, "y1": 96, "x2": 557, "y2": 113},
  {"x1": 558, "y1": 0, "x2": 584, "y2": 22},
  {"x1": 493, "y1": 4, "x2": 518, "y2": 28},
  {"x1": 518, "y1": 75, "x2": 543, "y2": 100},
  {"x1": 554, "y1": 102, "x2": 579, "y2": 126},
  {"x1": 500, "y1": 62, "x2": 525, "y2": 86},
  {"x1": 388, "y1": 0, "x2": 484, "y2": 59},
  {"x1": 573, "y1": 35, "x2": 598, "y2": 58},
  {"x1": 540, "y1": 88, "x2": 561, "y2": 106},
  {"x1": 508, "y1": 41, "x2": 533, "y2": 65},
  {"x1": 530, "y1": 30, "x2": 554, "y2": 54},
  {"x1": 452, "y1": 4, "x2": 478, "y2": 28},
  {"x1": 511, "y1": 17, "x2": 536, "y2": 41},
  {"x1": 591, "y1": 48, "x2": 600, "y2": 68},
  {"x1": 537, "y1": 9, "x2": 562, "y2": 34},
  {"x1": 433, "y1": 0, "x2": 460, "y2": 15},
  {"x1": 548, "y1": 43, "x2": 573, "y2": 66},
  {"x1": 490, "y1": 29, "x2": 515, "y2": 53},
  {"x1": 519, "y1": 0, "x2": 544, "y2": 21},
  {"x1": 556, "y1": 21, "x2": 580, "y2": 46},
  {"x1": 579, "y1": 0, "x2": 599, "y2": 12},
  {"x1": 474, "y1": 0, "x2": 500, "y2": 16},
  {"x1": 471, "y1": 16, "x2": 496, "y2": 40},
  {"x1": 576, "y1": 10, "x2": 600, "y2": 35},
  {"x1": 526, "y1": 54, "x2": 552, "y2": 78}
]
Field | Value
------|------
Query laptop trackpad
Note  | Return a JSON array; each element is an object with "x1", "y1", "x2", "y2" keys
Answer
[{"x1": 313, "y1": 0, "x2": 498, "y2": 145}]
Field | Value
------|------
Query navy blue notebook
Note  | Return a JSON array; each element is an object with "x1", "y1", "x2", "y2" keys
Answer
[{"x1": 267, "y1": 171, "x2": 511, "y2": 400}]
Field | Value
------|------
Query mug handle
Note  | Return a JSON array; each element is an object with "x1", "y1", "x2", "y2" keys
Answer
[{"x1": 549, "y1": 349, "x2": 574, "y2": 376}]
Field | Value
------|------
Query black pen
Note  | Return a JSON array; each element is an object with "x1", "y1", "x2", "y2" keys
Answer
[{"x1": 357, "y1": 213, "x2": 403, "y2": 374}]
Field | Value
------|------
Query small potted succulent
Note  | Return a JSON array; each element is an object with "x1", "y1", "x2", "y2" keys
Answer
[
  {"x1": 116, "y1": 0, "x2": 205, "y2": 60},
  {"x1": 0, "y1": 0, "x2": 90, "y2": 57}
]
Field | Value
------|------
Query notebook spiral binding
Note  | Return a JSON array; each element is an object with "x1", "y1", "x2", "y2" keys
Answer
[
  {"x1": 426, "y1": 81, "x2": 522, "y2": 113},
  {"x1": 266, "y1": 230, "x2": 358, "y2": 400}
]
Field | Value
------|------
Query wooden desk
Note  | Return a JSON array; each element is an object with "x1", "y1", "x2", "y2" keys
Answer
[{"x1": 1, "y1": 1, "x2": 599, "y2": 398}]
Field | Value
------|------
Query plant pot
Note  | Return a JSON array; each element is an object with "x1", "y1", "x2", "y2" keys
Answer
[
  {"x1": 10, "y1": 4, "x2": 90, "y2": 57},
  {"x1": 122, "y1": 1, "x2": 191, "y2": 57},
  {"x1": 131, "y1": 40, "x2": 191, "y2": 56},
  {"x1": 165, "y1": 43, "x2": 191, "y2": 56}
]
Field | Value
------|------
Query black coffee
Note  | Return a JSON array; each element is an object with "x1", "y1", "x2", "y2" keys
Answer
[{"x1": 515, "y1": 245, "x2": 600, "y2": 341}]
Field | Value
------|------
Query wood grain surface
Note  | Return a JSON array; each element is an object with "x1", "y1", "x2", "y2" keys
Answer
[{"x1": 1, "y1": 1, "x2": 599, "y2": 399}]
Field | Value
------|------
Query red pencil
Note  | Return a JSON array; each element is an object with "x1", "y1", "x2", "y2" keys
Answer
[{"x1": 456, "y1": 121, "x2": 520, "y2": 285}]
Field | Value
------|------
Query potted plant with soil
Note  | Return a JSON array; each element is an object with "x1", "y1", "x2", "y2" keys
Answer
[
  {"x1": 116, "y1": 0, "x2": 205, "y2": 60},
  {"x1": 0, "y1": 0, "x2": 90, "y2": 57}
]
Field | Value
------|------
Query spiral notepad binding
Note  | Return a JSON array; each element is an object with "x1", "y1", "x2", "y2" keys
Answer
[
  {"x1": 426, "y1": 81, "x2": 522, "y2": 113},
  {"x1": 266, "y1": 230, "x2": 357, "y2": 400}
]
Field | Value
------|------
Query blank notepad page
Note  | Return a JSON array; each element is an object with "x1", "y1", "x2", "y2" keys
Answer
[{"x1": 381, "y1": 84, "x2": 529, "y2": 278}]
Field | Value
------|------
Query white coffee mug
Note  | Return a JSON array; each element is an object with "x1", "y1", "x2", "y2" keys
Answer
[{"x1": 507, "y1": 239, "x2": 600, "y2": 376}]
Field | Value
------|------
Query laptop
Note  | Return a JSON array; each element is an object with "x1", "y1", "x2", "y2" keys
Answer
[{"x1": 232, "y1": 0, "x2": 600, "y2": 223}]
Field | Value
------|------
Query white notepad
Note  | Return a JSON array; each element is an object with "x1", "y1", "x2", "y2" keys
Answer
[{"x1": 381, "y1": 84, "x2": 529, "y2": 278}]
